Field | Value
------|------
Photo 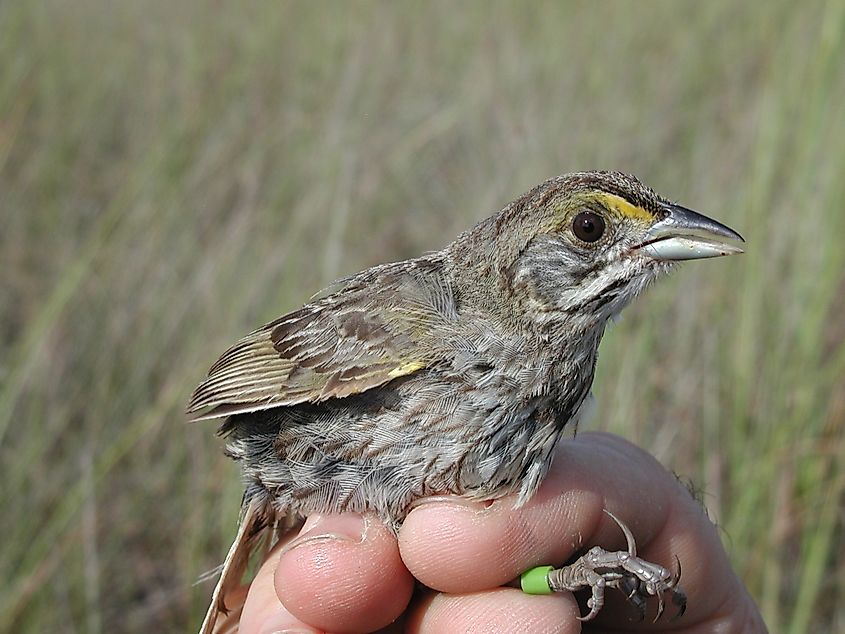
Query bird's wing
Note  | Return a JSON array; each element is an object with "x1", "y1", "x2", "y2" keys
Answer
[{"x1": 186, "y1": 258, "x2": 457, "y2": 420}]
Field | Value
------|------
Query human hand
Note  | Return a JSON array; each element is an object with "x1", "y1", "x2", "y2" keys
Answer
[{"x1": 233, "y1": 432, "x2": 767, "y2": 633}]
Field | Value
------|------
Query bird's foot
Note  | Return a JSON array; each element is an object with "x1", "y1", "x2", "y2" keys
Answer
[{"x1": 522, "y1": 510, "x2": 686, "y2": 622}]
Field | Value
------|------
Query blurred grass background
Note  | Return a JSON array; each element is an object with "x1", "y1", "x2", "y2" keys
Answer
[{"x1": 1, "y1": 0, "x2": 843, "y2": 631}]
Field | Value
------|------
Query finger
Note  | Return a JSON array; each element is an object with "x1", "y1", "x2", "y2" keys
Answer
[
  {"x1": 399, "y1": 432, "x2": 739, "y2": 623},
  {"x1": 275, "y1": 513, "x2": 414, "y2": 633},
  {"x1": 406, "y1": 588, "x2": 580, "y2": 634},
  {"x1": 239, "y1": 537, "x2": 319, "y2": 634}
]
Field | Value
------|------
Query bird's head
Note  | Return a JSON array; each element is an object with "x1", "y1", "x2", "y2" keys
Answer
[{"x1": 474, "y1": 171, "x2": 744, "y2": 329}]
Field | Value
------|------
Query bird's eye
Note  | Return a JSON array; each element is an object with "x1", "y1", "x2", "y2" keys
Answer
[{"x1": 572, "y1": 211, "x2": 606, "y2": 243}]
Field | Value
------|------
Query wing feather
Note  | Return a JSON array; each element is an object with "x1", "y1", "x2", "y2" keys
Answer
[{"x1": 187, "y1": 257, "x2": 455, "y2": 420}]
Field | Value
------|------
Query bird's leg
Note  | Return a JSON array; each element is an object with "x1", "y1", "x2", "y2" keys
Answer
[{"x1": 521, "y1": 510, "x2": 686, "y2": 622}]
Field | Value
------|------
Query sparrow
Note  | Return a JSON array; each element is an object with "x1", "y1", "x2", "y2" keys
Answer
[{"x1": 187, "y1": 170, "x2": 744, "y2": 632}]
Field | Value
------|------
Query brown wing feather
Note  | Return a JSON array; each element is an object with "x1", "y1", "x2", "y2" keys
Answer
[{"x1": 186, "y1": 258, "x2": 456, "y2": 420}]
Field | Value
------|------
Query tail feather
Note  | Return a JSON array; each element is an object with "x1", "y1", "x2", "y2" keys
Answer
[{"x1": 198, "y1": 500, "x2": 272, "y2": 634}]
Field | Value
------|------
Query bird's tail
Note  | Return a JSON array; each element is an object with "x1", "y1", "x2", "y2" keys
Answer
[{"x1": 198, "y1": 499, "x2": 278, "y2": 634}]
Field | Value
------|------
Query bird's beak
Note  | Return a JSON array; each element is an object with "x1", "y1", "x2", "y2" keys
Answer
[{"x1": 638, "y1": 203, "x2": 745, "y2": 261}]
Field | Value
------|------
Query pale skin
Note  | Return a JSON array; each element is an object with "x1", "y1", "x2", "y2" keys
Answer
[{"x1": 233, "y1": 432, "x2": 768, "y2": 633}]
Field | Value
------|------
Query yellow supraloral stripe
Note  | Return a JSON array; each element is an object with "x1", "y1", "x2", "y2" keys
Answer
[{"x1": 591, "y1": 192, "x2": 653, "y2": 222}]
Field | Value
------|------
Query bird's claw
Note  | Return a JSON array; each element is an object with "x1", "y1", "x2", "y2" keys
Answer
[{"x1": 543, "y1": 510, "x2": 686, "y2": 622}]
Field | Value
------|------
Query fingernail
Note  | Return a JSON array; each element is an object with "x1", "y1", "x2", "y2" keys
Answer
[
  {"x1": 409, "y1": 496, "x2": 493, "y2": 512},
  {"x1": 281, "y1": 513, "x2": 368, "y2": 554}
]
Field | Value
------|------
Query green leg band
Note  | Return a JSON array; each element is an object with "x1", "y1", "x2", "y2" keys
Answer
[{"x1": 520, "y1": 565, "x2": 554, "y2": 595}]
